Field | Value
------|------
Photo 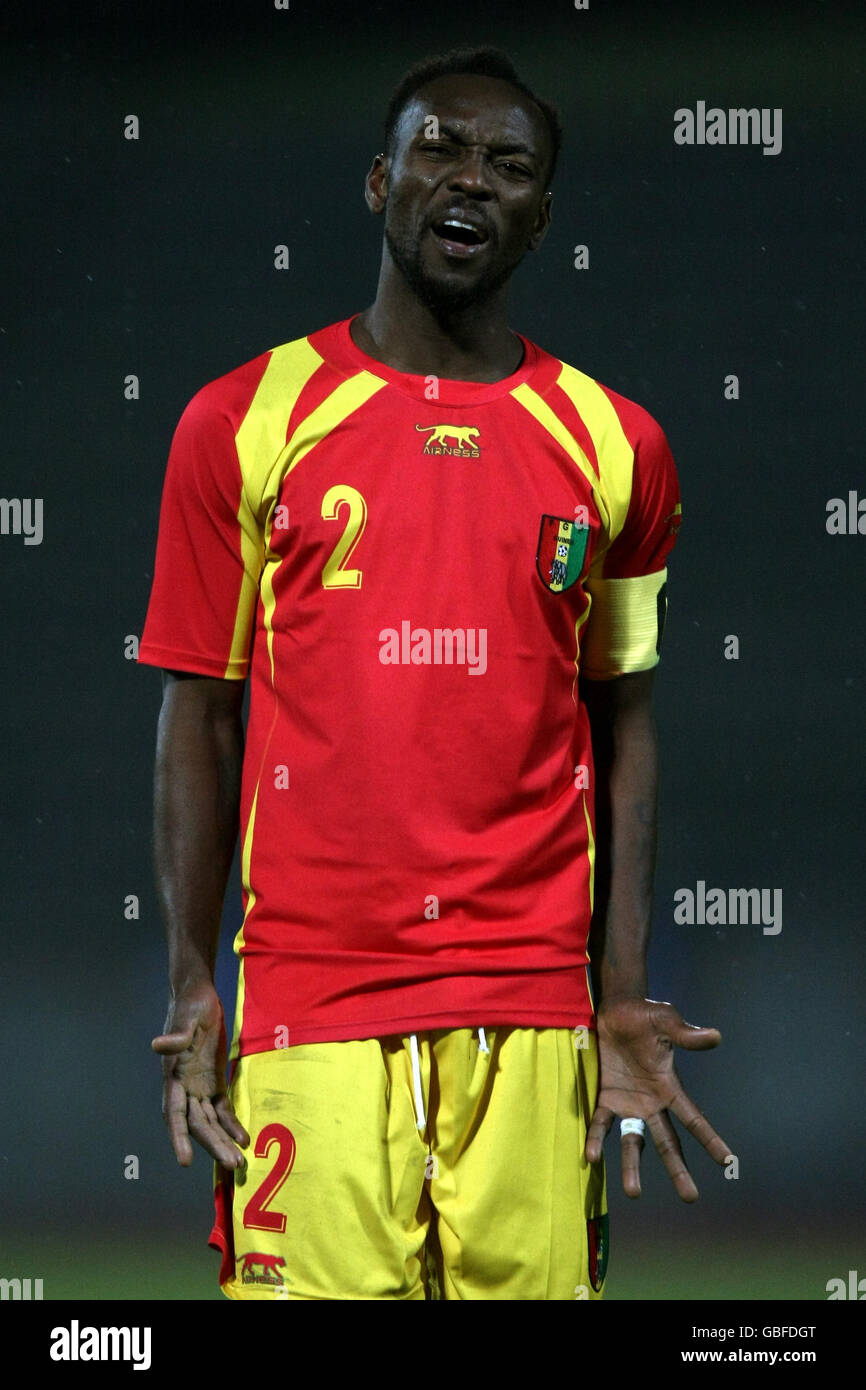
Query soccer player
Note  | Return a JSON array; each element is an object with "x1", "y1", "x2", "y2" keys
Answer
[{"x1": 139, "y1": 46, "x2": 733, "y2": 1301}]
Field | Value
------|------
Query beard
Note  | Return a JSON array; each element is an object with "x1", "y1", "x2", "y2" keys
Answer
[{"x1": 384, "y1": 218, "x2": 527, "y2": 317}]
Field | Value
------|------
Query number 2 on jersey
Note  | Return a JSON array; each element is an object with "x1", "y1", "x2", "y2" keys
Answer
[
  {"x1": 242, "y1": 1123, "x2": 296, "y2": 1233},
  {"x1": 321, "y1": 485, "x2": 367, "y2": 588}
]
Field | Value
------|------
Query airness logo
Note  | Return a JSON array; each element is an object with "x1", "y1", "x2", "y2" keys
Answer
[
  {"x1": 415, "y1": 422, "x2": 481, "y2": 457},
  {"x1": 239, "y1": 1251, "x2": 287, "y2": 1286}
]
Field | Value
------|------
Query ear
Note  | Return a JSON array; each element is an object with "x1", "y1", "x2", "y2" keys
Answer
[
  {"x1": 528, "y1": 191, "x2": 553, "y2": 252},
  {"x1": 364, "y1": 153, "x2": 388, "y2": 214}
]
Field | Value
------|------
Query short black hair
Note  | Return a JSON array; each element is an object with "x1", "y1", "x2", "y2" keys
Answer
[{"x1": 383, "y1": 46, "x2": 563, "y2": 188}]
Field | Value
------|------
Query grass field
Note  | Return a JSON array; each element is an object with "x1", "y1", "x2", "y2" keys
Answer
[{"x1": 0, "y1": 1233, "x2": 841, "y2": 1301}]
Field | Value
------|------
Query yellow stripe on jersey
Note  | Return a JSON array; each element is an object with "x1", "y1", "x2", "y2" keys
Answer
[
  {"x1": 260, "y1": 367, "x2": 386, "y2": 679},
  {"x1": 230, "y1": 782, "x2": 261, "y2": 1061},
  {"x1": 581, "y1": 787, "x2": 595, "y2": 914},
  {"x1": 516, "y1": 365, "x2": 662, "y2": 680},
  {"x1": 510, "y1": 382, "x2": 603, "y2": 515},
  {"x1": 229, "y1": 338, "x2": 388, "y2": 1051},
  {"x1": 232, "y1": 338, "x2": 386, "y2": 698},
  {"x1": 553, "y1": 364, "x2": 633, "y2": 569},
  {"x1": 236, "y1": 337, "x2": 324, "y2": 511},
  {"x1": 511, "y1": 370, "x2": 635, "y2": 551},
  {"x1": 580, "y1": 569, "x2": 668, "y2": 679},
  {"x1": 552, "y1": 364, "x2": 635, "y2": 565},
  {"x1": 571, "y1": 596, "x2": 593, "y2": 706},
  {"x1": 278, "y1": 371, "x2": 387, "y2": 483},
  {"x1": 227, "y1": 338, "x2": 325, "y2": 676}
]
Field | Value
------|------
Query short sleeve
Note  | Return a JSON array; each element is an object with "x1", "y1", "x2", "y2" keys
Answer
[
  {"x1": 580, "y1": 414, "x2": 682, "y2": 680},
  {"x1": 138, "y1": 386, "x2": 265, "y2": 680}
]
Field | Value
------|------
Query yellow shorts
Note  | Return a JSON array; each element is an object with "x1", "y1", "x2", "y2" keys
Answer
[{"x1": 210, "y1": 1025, "x2": 608, "y2": 1301}]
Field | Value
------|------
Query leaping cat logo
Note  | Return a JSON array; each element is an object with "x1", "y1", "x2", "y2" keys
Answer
[{"x1": 415, "y1": 423, "x2": 481, "y2": 451}]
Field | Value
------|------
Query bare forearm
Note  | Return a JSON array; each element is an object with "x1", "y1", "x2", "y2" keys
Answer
[
  {"x1": 153, "y1": 685, "x2": 244, "y2": 995},
  {"x1": 584, "y1": 673, "x2": 659, "y2": 1003}
]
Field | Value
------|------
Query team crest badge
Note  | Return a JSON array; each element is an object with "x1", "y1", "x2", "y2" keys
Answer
[
  {"x1": 587, "y1": 1213, "x2": 609, "y2": 1292},
  {"x1": 536, "y1": 515, "x2": 588, "y2": 592}
]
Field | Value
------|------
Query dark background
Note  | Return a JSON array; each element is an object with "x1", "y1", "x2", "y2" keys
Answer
[{"x1": 1, "y1": 0, "x2": 863, "y2": 1300}]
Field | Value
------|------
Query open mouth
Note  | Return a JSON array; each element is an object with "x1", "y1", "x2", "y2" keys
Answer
[{"x1": 430, "y1": 217, "x2": 490, "y2": 255}]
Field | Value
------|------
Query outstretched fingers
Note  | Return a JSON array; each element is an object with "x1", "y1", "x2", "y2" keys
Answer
[
  {"x1": 584, "y1": 1105, "x2": 615, "y2": 1163},
  {"x1": 187, "y1": 1096, "x2": 247, "y2": 1170},
  {"x1": 163, "y1": 1075, "x2": 195, "y2": 1167},
  {"x1": 214, "y1": 1094, "x2": 251, "y2": 1149},
  {"x1": 646, "y1": 1110, "x2": 699, "y2": 1202},
  {"x1": 620, "y1": 1129, "x2": 645, "y2": 1199},
  {"x1": 668, "y1": 1087, "x2": 734, "y2": 1166}
]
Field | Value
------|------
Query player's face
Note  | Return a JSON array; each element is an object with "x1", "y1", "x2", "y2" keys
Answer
[{"x1": 372, "y1": 74, "x2": 553, "y2": 313}]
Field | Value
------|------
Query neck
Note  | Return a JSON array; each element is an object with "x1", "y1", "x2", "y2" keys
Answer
[{"x1": 351, "y1": 250, "x2": 523, "y2": 382}]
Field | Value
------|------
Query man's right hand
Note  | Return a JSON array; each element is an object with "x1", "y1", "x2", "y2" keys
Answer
[{"x1": 152, "y1": 984, "x2": 250, "y2": 1170}]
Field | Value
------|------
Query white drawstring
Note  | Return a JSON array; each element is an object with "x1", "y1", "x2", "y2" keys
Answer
[
  {"x1": 409, "y1": 1030, "x2": 489, "y2": 1131},
  {"x1": 408, "y1": 1033, "x2": 426, "y2": 1131}
]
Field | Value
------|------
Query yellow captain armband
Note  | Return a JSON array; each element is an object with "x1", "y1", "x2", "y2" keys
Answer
[{"x1": 579, "y1": 569, "x2": 669, "y2": 679}]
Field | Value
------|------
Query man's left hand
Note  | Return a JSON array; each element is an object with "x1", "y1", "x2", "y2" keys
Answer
[{"x1": 584, "y1": 996, "x2": 734, "y2": 1202}]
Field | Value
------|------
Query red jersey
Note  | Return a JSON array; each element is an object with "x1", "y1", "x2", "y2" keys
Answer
[{"x1": 138, "y1": 316, "x2": 682, "y2": 1056}]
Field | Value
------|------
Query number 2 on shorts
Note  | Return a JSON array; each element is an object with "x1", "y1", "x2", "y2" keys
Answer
[{"x1": 242, "y1": 1123, "x2": 296, "y2": 1233}]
